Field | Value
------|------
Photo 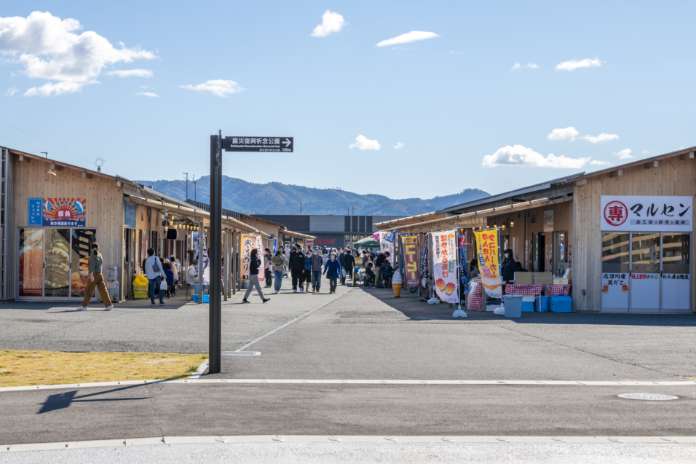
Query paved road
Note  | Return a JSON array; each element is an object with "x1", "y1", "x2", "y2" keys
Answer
[
  {"x1": 3, "y1": 436, "x2": 696, "y2": 463},
  {"x1": 2, "y1": 278, "x2": 696, "y2": 448}
]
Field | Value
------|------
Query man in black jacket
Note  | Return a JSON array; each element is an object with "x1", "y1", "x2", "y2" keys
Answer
[
  {"x1": 289, "y1": 245, "x2": 306, "y2": 292},
  {"x1": 341, "y1": 249, "x2": 356, "y2": 284}
]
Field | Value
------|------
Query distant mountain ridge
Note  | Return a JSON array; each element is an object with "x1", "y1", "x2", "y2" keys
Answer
[{"x1": 140, "y1": 176, "x2": 488, "y2": 216}]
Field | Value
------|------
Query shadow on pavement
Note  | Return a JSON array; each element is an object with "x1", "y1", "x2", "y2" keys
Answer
[
  {"x1": 0, "y1": 295, "x2": 194, "y2": 312},
  {"x1": 361, "y1": 287, "x2": 696, "y2": 326}
]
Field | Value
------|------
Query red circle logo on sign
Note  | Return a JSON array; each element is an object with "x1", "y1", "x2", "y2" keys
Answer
[{"x1": 604, "y1": 200, "x2": 628, "y2": 227}]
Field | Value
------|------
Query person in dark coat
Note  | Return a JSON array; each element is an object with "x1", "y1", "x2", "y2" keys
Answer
[
  {"x1": 288, "y1": 245, "x2": 306, "y2": 292},
  {"x1": 501, "y1": 249, "x2": 522, "y2": 284},
  {"x1": 324, "y1": 253, "x2": 342, "y2": 293},
  {"x1": 242, "y1": 249, "x2": 270, "y2": 303}
]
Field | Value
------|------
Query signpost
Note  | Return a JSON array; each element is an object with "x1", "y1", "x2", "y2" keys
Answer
[{"x1": 208, "y1": 132, "x2": 293, "y2": 375}]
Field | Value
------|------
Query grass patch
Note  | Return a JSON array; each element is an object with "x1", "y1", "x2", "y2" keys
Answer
[{"x1": 0, "y1": 350, "x2": 206, "y2": 387}]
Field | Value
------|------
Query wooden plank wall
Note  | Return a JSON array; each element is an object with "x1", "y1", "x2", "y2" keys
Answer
[
  {"x1": 573, "y1": 155, "x2": 696, "y2": 312},
  {"x1": 13, "y1": 157, "x2": 125, "y2": 280}
]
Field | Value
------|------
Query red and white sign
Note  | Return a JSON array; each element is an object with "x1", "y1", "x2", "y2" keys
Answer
[{"x1": 600, "y1": 196, "x2": 692, "y2": 232}]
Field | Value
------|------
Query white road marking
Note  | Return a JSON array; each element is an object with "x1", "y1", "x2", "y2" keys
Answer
[
  {"x1": 3, "y1": 435, "x2": 696, "y2": 452},
  {"x1": 233, "y1": 288, "x2": 351, "y2": 352},
  {"x1": 2, "y1": 378, "x2": 696, "y2": 393}
]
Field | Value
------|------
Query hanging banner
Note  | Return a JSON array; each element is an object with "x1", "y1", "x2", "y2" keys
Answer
[
  {"x1": 380, "y1": 231, "x2": 396, "y2": 264},
  {"x1": 431, "y1": 230, "x2": 459, "y2": 304},
  {"x1": 42, "y1": 198, "x2": 86, "y2": 227},
  {"x1": 400, "y1": 235, "x2": 419, "y2": 287},
  {"x1": 474, "y1": 229, "x2": 503, "y2": 299}
]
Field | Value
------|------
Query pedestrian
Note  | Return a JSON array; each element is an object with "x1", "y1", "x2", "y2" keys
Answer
[
  {"x1": 324, "y1": 253, "x2": 342, "y2": 294},
  {"x1": 242, "y1": 249, "x2": 270, "y2": 303},
  {"x1": 163, "y1": 260, "x2": 175, "y2": 297},
  {"x1": 289, "y1": 245, "x2": 305, "y2": 292},
  {"x1": 264, "y1": 248, "x2": 273, "y2": 288},
  {"x1": 144, "y1": 248, "x2": 165, "y2": 306},
  {"x1": 311, "y1": 248, "x2": 323, "y2": 293},
  {"x1": 169, "y1": 256, "x2": 179, "y2": 292},
  {"x1": 271, "y1": 250, "x2": 285, "y2": 294},
  {"x1": 303, "y1": 249, "x2": 313, "y2": 292},
  {"x1": 501, "y1": 249, "x2": 522, "y2": 284},
  {"x1": 342, "y1": 249, "x2": 355, "y2": 284},
  {"x1": 375, "y1": 252, "x2": 386, "y2": 288},
  {"x1": 80, "y1": 243, "x2": 114, "y2": 311},
  {"x1": 186, "y1": 260, "x2": 198, "y2": 297}
]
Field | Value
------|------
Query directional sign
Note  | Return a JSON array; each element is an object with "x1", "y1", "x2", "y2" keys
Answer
[{"x1": 222, "y1": 136, "x2": 293, "y2": 153}]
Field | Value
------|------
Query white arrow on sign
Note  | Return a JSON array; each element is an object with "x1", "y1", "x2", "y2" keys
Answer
[{"x1": 282, "y1": 138, "x2": 292, "y2": 148}]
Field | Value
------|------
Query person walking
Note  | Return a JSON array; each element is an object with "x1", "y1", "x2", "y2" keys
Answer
[
  {"x1": 342, "y1": 249, "x2": 355, "y2": 284},
  {"x1": 163, "y1": 260, "x2": 175, "y2": 297},
  {"x1": 311, "y1": 249, "x2": 324, "y2": 293},
  {"x1": 242, "y1": 249, "x2": 270, "y2": 303},
  {"x1": 144, "y1": 248, "x2": 165, "y2": 306},
  {"x1": 263, "y1": 248, "x2": 273, "y2": 289},
  {"x1": 324, "y1": 253, "x2": 342, "y2": 294},
  {"x1": 271, "y1": 250, "x2": 285, "y2": 294},
  {"x1": 289, "y1": 245, "x2": 305, "y2": 293},
  {"x1": 80, "y1": 243, "x2": 114, "y2": 311},
  {"x1": 169, "y1": 256, "x2": 179, "y2": 292}
]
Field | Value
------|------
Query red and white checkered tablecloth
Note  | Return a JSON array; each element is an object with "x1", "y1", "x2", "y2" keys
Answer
[
  {"x1": 546, "y1": 284, "x2": 571, "y2": 296},
  {"x1": 504, "y1": 284, "x2": 544, "y2": 296}
]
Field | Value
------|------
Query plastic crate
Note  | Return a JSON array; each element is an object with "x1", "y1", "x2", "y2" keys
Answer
[
  {"x1": 521, "y1": 296, "x2": 535, "y2": 313},
  {"x1": 550, "y1": 295, "x2": 572, "y2": 313},
  {"x1": 192, "y1": 293, "x2": 210, "y2": 303},
  {"x1": 536, "y1": 296, "x2": 550, "y2": 312},
  {"x1": 502, "y1": 295, "x2": 522, "y2": 318}
]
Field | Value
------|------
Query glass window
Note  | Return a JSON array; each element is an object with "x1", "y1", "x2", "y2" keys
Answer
[
  {"x1": 630, "y1": 233, "x2": 660, "y2": 273},
  {"x1": 662, "y1": 233, "x2": 690, "y2": 273},
  {"x1": 70, "y1": 229, "x2": 96, "y2": 297},
  {"x1": 601, "y1": 232, "x2": 629, "y2": 273},
  {"x1": 44, "y1": 229, "x2": 71, "y2": 297},
  {"x1": 19, "y1": 229, "x2": 43, "y2": 296}
]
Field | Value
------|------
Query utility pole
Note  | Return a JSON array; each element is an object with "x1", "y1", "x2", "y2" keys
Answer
[
  {"x1": 209, "y1": 132, "x2": 222, "y2": 374},
  {"x1": 183, "y1": 172, "x2": 190, "y2": 200},
  {"x1": 193, "y1": 178, "x2": 198, "y2": 203}
]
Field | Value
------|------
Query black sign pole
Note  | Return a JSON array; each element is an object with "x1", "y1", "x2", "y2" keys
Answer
[{"x1": 209, "y1": 132, "x2": 223, "y2": 374}]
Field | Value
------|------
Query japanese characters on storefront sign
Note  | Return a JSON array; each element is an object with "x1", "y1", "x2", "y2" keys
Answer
[
  {"x1": 400, "y1": 235, "x2": 419, "y2": 288},
  {"x1": 474, "y1": 229, "x2": 503, "y2": 299},
  {"x1": 600, "y1": 196, "x2": 692, "y2": 232},
  {"x1": 431, "y1": 230, "x2": 459, "y2": 304},
  {"x1": 240, "y1": 234, "x2": 264, "y2": 283},
  {"x1": 32, "y1": 197, "x2": 87, "y2": 227}
]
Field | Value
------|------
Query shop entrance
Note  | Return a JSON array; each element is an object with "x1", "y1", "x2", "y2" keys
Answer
[
  {"x1": 601, "y1": 232, "x2": 691, "y2": 313},
  {"x1": 18, "y1": 228, "x2": 97, "y2": 299}
]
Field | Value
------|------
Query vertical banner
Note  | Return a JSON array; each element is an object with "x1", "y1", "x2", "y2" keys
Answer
[
  {"x1": 400, "y1": 235, "x2": 419, "y2": 288},
  {"x1": 239, "y1": 234, "x2": 255, "y2": 279},
  {"x1": 458, "y1": 229, "x2": 470, "y2": 289},
  {"x1": 380, "y1": 231, "x2": 396, "y2": 264},
  {"x1": 431, "y1": 230, "x2": 459, "y2": 304},
  {"x1": 474, "y1": 229, "x2": 503, "y2": 298},
  {"x1": 255, "y1": 234, "x2": 265, "y2": 285}
]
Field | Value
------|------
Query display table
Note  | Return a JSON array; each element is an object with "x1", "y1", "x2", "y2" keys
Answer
[
  {"x1": 546, "y1": 284, "x2": 571, "y2": 296},
  {"x1": 504, "y1": 284, "x2": 544, "y2": 296}
]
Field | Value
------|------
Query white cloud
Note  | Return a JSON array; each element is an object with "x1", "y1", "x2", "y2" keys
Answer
[
  {"x1": 350, "y1": 134, "x2": 381, "y2": 151},
  {"x1": 5, "y1": 87, "x2": 17, "y2": 96},
  {"x1": 311, "y1": 10, "x2": 344, "y2": 38},
  {"x1": 511, "y1": 62, "x2": 540, "y2": 71},
  {"x1": 0, "y1": 11, "x2": 155, "y2": 96},
  {"x1": 376, "y1": 31, "x2": 439, "y2": 48},
  {"x1": 583, "y1": 132, "x2": 619, "y2": 144},
  {"x1": 393, "y1": 142, "x2": 405, "y2": 150},
  {"x1": 555, "y1": 57, "x2": 603, "y2": 71},
  {"x1": 547, "y1": 126, "x2": 580, "y2": 141},
  {"x1": 136, "y1": 91, "x2": 158, "y2": 98},
  {"x1": 107, "y1": 68, "x2": 153, "y2": 78},
  {"x1": 615, "y1": 148, "x2": 634, "y2": 160},
  {"x1": 482, "y1": 144, "x2": 591, "y2": 169},
  {"x1": 180, "y1": 79, "x2": 242, "y2": 97},
  {"x1": 589, "y1": 160, "x2": 611, "y2": 166}
]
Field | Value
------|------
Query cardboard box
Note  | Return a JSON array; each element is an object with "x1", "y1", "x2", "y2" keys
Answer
[
  {"x1": 514, "y1": 272, "x2": 533, "y2": 284},
  {"x1": 532, "y1": 272, "x2": 553, "y2": 285}
]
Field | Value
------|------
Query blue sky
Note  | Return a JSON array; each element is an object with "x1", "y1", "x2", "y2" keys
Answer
[{"x1": 1, "y1": 1, "x2": 695, "y2": 198}]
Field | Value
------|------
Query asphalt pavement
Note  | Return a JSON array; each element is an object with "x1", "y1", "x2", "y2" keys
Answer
[{"x1": 1, "y1": 277, "x2": 696, "y2": 452}]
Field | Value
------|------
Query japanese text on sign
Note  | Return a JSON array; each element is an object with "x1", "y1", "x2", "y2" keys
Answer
[{"x1": 601, "y1": 196, "x2": 692, "y2": 232}]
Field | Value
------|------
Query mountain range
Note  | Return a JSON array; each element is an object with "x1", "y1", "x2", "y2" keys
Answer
[{"x1": 140, "y1": 176, "x2": 489, "y2": 216}]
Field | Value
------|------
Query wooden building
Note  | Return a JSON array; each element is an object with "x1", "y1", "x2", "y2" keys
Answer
[
  {"x1": 376, "y1": 146, "x2": 696, "y2": 314},
  {"x1": 0, "y1": 147, "x2": 266, "y2": 302}
]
